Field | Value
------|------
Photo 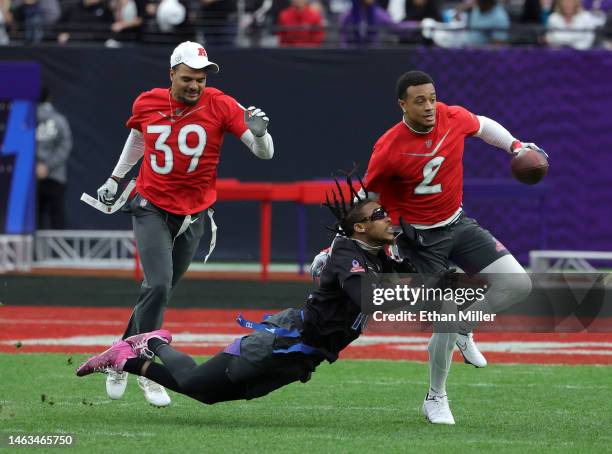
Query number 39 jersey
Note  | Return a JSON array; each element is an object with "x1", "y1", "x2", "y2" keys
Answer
[
  {"x1": 364, "y1": 102, "x2": 480, "y2": 226},
  {"x1": 126, "y1": 87, "x2": 248, "y2": 215}
]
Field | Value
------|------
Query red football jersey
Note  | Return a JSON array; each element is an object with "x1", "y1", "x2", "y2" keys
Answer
[
  {"x1": 126, "y1": 87, "x2": 248, "y2": 215},
  {"x1": 364, "y1": 102, "x2": 480, "y2": 225}
]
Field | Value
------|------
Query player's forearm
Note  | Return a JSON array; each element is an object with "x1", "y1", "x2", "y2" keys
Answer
[
  {"x1": 111, "y1": 129, "x2": 145, "y2": 179},
  {"x1": 240, "y1": 130, "x2": 274, "y2": 160},
  {"x1": 475, "y1": 115, "x2": 517, "y2": 153}
]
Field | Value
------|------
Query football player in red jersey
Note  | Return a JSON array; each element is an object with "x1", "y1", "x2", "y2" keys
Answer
[
  {"x1": 95, "y1": 41, "x2": 274, "y2": 406},
  {"x1": 364, "y1": 71, "x2": 543, "y2": 424}
]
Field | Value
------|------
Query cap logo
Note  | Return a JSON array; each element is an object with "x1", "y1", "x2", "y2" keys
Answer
[{"x1": 198, "y1": 47, "x2": 206, "y2": 56}]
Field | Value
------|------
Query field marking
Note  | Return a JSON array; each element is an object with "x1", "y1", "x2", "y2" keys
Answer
[
  {"x1": 5, "y1": 333, "x2": 612, "y2": 359},
  {"x1": 3, "y1": 306, "x2": 612, "y2": 364},
  {"x1": 0, "y1": 318, "x2": 237, "y2": 328},
  {"x1": 394, "y1": 341, "x2": 612, "y2": 355}
]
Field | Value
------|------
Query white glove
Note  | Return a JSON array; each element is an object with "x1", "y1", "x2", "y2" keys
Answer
[
  {"x1": 310, "y1": 248, "x2": 331, "y2": 281},
  {"x1": 522, "y1": 142, "x2": 548, "y2": 159},
  {"x1": 244, "y1": 106, "x2": 269, "y2": 137},
  {"x1": 510, "y1": 140, "x2": 548, "y2": 159},
  {"x1": 97, "y1": 177, "x2": 119, "y2": 205}
]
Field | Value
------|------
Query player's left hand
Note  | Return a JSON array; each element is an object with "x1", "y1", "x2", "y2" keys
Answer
[
  {"x1": 310, "y1": 247, "x2": 330, "y2": 281},
  {"x1": 245, "y1": 106, "x2": 269, "y2": 137},
  {"x1": 510, "y1": 140, "x2": 549, "y2": 159}
]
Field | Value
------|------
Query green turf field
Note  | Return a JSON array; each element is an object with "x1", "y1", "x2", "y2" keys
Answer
[{"x1": 1, "y1": 354, "x2": 611, "y2": 453}]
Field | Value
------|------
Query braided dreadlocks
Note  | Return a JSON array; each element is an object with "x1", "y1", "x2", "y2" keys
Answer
[{"x1": 324, "y1": 169, "x2": 374, "y2": 237}]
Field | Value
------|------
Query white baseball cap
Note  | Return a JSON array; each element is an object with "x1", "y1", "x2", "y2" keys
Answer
[{"x1": 170, "y1": 41, "x2": 219, "y2": 73}]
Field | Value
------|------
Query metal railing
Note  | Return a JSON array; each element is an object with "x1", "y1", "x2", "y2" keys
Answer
[
  {"x1": 530, "y1": 250, "x2": 612, "y2": 272},
  {"x1": 4, "y1": 231, "x2": 612, "y2": 274},
  {"x1": 0, "y1": 235, "x2": 33, "y2": 273},
  {"x1": 33, "y1": 230, "x2": 135, "y2": 269},
  {"x1": 3, "y1": 17, "x2": 609, "y2": 48}
]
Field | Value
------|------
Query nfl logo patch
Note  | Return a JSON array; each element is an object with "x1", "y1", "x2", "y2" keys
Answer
[
  {"x1": 350, "y1": 259, "x2": 365, "y2": 273},
  {"x1": 425, "y1": 139, "x2": 432, "y2": 148},
  {"x1": 140, "y1": 198, "x2": 148, "y2": 208}
]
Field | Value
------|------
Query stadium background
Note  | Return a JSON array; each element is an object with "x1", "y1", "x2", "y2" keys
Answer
[
  {"x1": 1, "y1": 46, "x2": 611, "y2": 265},
  {"x1": 1, "y1": 46, "x2": 612, "y2": 451}
]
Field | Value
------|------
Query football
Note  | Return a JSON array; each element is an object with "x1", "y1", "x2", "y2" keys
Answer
[{"x1": 511, "y1": 148, "x2": 549, "y2": 185}]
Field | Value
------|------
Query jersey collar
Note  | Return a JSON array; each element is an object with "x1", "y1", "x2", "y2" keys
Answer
[{"x1": 402, "y1": 117, "x2": 433, "y2": 135}]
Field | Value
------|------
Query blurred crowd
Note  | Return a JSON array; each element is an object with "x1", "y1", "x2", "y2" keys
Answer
[{"x1": 0, "y1": 0, "x2": 610, "y2": 48}]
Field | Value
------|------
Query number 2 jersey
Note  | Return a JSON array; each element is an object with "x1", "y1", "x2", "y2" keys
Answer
[
  {"x1": 364, "y1": 102, "x2": 480, "y2": 226},
  {"x1": 126, "y1": 87, "x2": 248, "y2": 215}
]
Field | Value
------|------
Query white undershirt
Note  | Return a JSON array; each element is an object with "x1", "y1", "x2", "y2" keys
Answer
[
  {"x1": 111, "y1": 128, "x2": 273, "y2": 179},
  {"x1": 112, "y1": 129, "x2": 145, "y2": 178},
  {"x1": 474, "y1": 115, "x2": 516, "y2": 153},
  {"x1": 240, "y1": 130, "x2": 274, "y2": 159}
]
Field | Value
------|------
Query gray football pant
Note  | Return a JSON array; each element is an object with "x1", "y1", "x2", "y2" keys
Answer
[
  {"x1": 397, "y1": 214, "x2": 530, "y2": 394},
  {"x1": 122, "y1": 196, "x2": 206, "y2": 338}
]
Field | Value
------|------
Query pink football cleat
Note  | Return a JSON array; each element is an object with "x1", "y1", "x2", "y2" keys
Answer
[
  {"x1": 124, "y1": 329, "x2": 172, "y2": 358},
  {"x1": 76, "y1": 341, "x2": 136, "y2": 377}
]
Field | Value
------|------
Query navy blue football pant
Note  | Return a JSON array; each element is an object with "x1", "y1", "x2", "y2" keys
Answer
[{"x1": 131, "y1": 345, "x2": 320, "y2": 405}]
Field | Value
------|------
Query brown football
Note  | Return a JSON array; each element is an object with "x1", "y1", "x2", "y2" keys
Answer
[{"x1": 511, "y1": 148, "x2": 549, "y2": 185}]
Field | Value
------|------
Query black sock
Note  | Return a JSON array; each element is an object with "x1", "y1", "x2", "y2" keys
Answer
[
  {"x1": 123, "y1": 357, "x2": 147, "y2": 375},
  {"x1": 147, "y1": 337, "x2": 168, "y2": 355},
  {"x1": 123, "y1": 357, "x2": 182, "y2": 392}
]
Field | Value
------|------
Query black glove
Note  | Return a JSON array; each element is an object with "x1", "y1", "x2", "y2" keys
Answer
[
  {"x1": 398, "y1": 258, "x2": 417, "y2": 274},
  {"x1": 398, "y1": 216, "x2": 425, "y2": 250}
]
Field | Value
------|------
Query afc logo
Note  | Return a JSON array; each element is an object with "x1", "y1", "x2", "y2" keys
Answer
[{"x1": 198, "y1": 47, "x2": 206, "y2": 56}]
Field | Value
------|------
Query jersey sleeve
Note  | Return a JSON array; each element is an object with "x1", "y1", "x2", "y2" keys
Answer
[
  {"x1": 125, "y1": 93, "x2": 148, "y2": 132},
  {"x1": 216, "y1": 93, "x2": 249, "y2": 138},
  {"x1": 364, "y1": 138, "x2": 391, "y2": 193},
  {"x1": 448, "y1": 105, "x2": 480, "y2": 136}
]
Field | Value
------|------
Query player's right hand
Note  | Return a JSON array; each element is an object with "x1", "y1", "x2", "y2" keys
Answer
[
  {"x1": 522, "y1": 142, "x2": 549, "y2": 159},
  {"x1": 398, "y1": 217, "x2": 425, "y2": 250},
  {"x1": 97, "y1": 177, "x2": 119, "y2": 205},
  {"x1": 510, "y1": 140, "x2": 549, "y2": 159}
]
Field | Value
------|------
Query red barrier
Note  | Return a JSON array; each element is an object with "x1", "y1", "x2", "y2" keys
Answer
[{"x1": 216, "y1": 179, "x2": 357, "y2": 280}]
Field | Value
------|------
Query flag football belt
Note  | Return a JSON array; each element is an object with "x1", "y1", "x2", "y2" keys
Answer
[
  {"x1": 81, "y1": 179, "x2": 217, "y2": 263},
  {"x1": 236, "y1": 312, "x2": 321, "y2": 356},
  {"x1": 80, "y1": 179, "x2": 136, "y2": 214},
  {"x1": 174, "y1": 207, "x2": 217, "y2": 263}
]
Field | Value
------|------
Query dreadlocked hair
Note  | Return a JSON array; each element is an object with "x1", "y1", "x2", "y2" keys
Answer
[{"x1": 323, "y1": 167, "x2": 372, "y2": 237}]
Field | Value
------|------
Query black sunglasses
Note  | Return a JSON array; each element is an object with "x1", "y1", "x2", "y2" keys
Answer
[{"x1": 358, "y1": 207, "x2": 388, "y2": 223}]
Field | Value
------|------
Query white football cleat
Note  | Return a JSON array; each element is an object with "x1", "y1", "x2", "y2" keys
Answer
[
  {"x1": 106, "y1": 370, "x2": 128, "y2": 399},
  {"x1": 422, "y1": 393, "x2": 456, "y2": 425},
  {"x1": 137, "y1": 376, "x2": 171, "y2": 407},
  {"x1": 456, "y1": 333, "x2": 487, "y2": 368}
]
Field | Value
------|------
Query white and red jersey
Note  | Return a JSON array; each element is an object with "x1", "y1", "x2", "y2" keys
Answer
[
  {"x1": 364, "y1": 102, "x2": 480, "y2": 226},
  {"x1": 126, "y1": 87, "x2": 248, "y2": 215}
]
